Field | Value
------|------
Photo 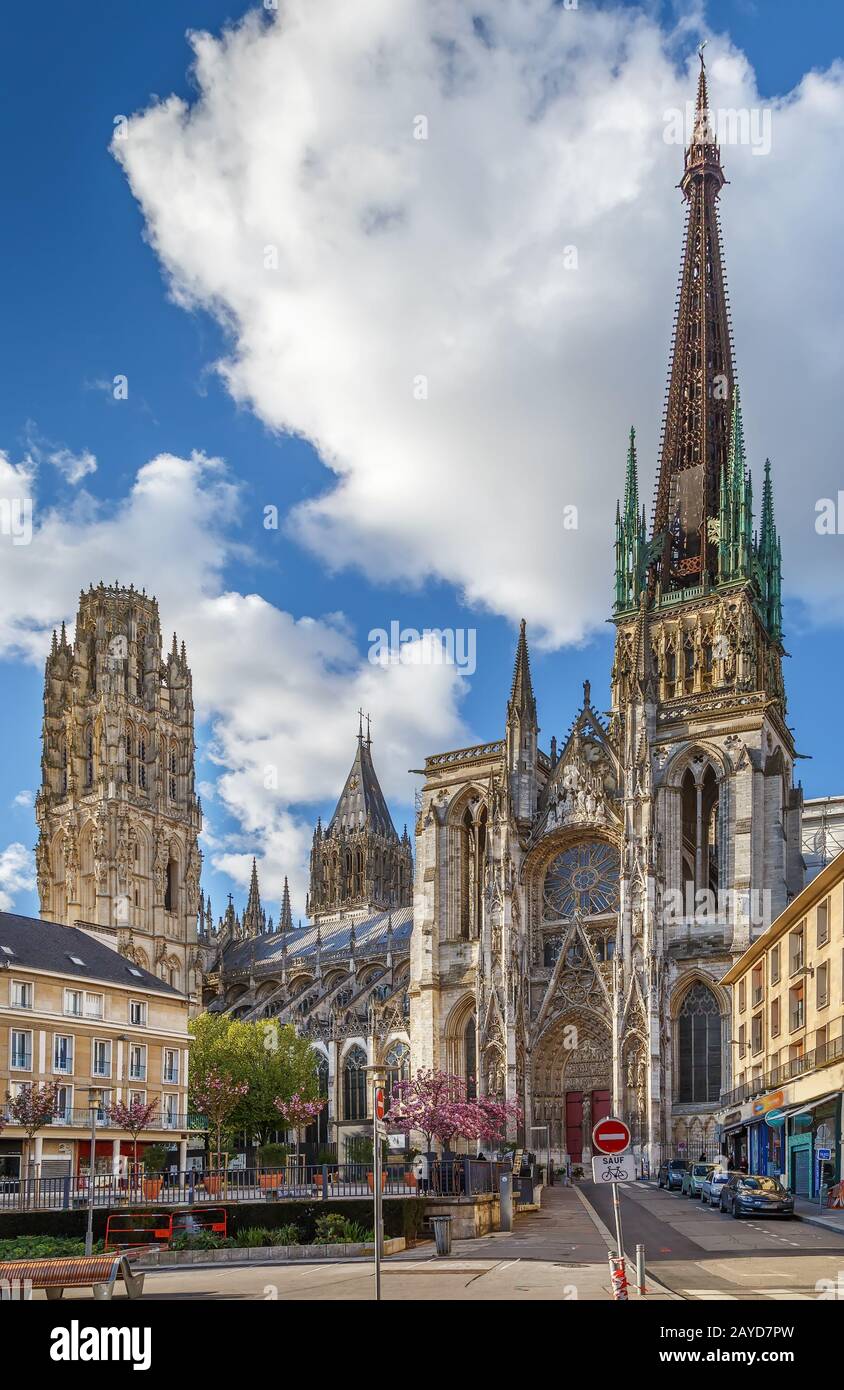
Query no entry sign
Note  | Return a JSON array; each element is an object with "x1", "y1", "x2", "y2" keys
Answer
[
  {"x1": 375, "y1": 1087, "x2": 385, "y2": 1120},
  {"x1": 592, "y1": 1117, "x2": 631, "y2": 1155}
]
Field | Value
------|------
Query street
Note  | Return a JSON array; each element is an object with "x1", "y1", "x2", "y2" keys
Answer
[{"x1": 584, "y1": 1180, "x2": 844, "y2": 1300}]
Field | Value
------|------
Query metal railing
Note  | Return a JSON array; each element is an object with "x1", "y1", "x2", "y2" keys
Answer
[
  {"x1": 0, "y1": 1160, "x2": 507, "y2": 1212},
  {"x1": 720, "y1": 1029, "x2": 844, "y2": 1109},
  {"x1": 0, "y1": 1105, "x2": 207, "y2": 1132}
]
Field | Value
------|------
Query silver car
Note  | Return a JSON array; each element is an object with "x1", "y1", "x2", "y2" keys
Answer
[{"x1": 700, "y1": 1169, "x2": 734, "y2": 1207}]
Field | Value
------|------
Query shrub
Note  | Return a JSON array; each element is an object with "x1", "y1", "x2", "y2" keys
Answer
[
  {"x1": 271, "y1": 1223, "x2": 302, "y2": 1245},
  {"x1": 258, "y1": 1144, "x2": 288, "y2": 1167},
  {"x1": 170, "y1": 1231, "x2": 234, "y2": 1252},
  {"x1": 313, "y1": 1212, "x2": 373, "y2": 1245},
  {"x1": 235, "y1": 1227, "x2": 277, "y2": 1248}
]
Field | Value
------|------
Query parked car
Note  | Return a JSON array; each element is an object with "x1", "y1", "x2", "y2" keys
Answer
[
  {"x1": 681, "y1": 1162, "x2": 714, "y2": 1197},
  {"x1": 700, "y1": 1169, "x2": 735, "y2": 1207},
  {"x1": 719, "y1": 1173, "x2": 795, "y2": 1218},
  {"x1": 657, "y1": 1159, "x2": 688, "y2": 1191}
]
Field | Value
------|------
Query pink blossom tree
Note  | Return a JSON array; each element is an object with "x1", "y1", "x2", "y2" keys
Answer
[
  {"x1": 107, "y1": 1097, "x2": 161, "y2": 1180},
  {"x1": 5, "y1": 1083, "x2": 60, "y2": 1176},
  {"x1": 274, "y1": 1093, "x2": 326, "y2": 1169},
  {"x1": 193, "y1": 1069, "x2": 250, "y2": 1170},
  {"x1": 385, "y1": 1069, "x2": 482, "y2": 1154},
  {"x1": 474, "y1": 1096, "x2": 523, "y2": 1149}
]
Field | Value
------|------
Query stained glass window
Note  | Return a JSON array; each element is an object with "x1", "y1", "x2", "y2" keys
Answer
[{"x1": 543, "y1": 840, "x2": 620, "y2": 920}]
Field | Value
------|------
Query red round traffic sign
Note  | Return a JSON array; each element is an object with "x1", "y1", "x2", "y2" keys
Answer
[
  {"x1": 592, "y1": 1117, "x2": 631, "y2": 1155},
  {"x1": 375, "y1": 1087, "x2": 385, "y2": 1119}
]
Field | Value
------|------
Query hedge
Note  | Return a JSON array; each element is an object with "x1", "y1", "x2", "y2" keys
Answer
[{"x1": 0, "y1": 1197, "x2": 427, "y2": 1244}]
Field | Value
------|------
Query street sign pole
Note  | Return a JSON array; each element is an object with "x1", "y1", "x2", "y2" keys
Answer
[
  {"x1": 373, "y1": 1083, "x2": 385, "y2": 1301},
  {"x1": 592, "y1": 1117, "x2": 632, "y2": 1299}
]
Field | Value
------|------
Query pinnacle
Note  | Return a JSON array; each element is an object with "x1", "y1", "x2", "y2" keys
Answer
[{"x1": 507, "y1": 619, "x2": 537, "y2": 728}]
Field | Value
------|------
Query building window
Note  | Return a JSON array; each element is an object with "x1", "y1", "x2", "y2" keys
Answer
[
  {"x1": 384, "y1": 1041, "x2": 409, "y2": 1108},
  {"x1": 92, "y1": 1039, "x2": 111, "y2": 1078},
  {"x1": 129, "y1": 1000, "x2": 147, "y2": 1027},
  {"x1": 126, "y1": 733, "x2": 133, "y2": 785},
  {"x1": 84, "y1": 992, "x2": 103, "y2": 1019},
  {"x1": 738, "y1": 1023, "x2": 746, "y2": 1059},
  {"x1": 816, "y1": 1026, "x2": 828, "y2": 1062},
  {"x1": 342, "y1": 1045, "x2": 367, "y2": 1121},
  {"x1": 789, "y1": 924, "x2": 804, "y2": 975},
  {"x1": 54, "y1": 1085, "x2": 73, "y2": 1123},
  {"x1": 164, "y1": 860, "x2": 178, "y2": 913},
  {"x1": 738, "y1": 978, "x2": 746, "y2": 1012},
  {"x1": 10, "y1": 1029, "x2": 32, "y2": 1070},
  {"x1": 817, "y1": 962, "x2": 829, "y2": 1010},
  {"x1": 138, "y1": 734, "x2": 147, "y2": 791},
  {"x1": 751, "y1": 1012, "x2": 763, "y2": 1056},
  {"x1": 163, "y1": 1049, "x2": 180, "y2": 1084},
  {"x1": 85, "y1": 730, "x2": 94, "y2": 788},
  {"x1": 771, "y1": 995, "x2": 781, "y2": 1038},
  {"x1": 770, "y1": 944, "x2": 780, "y2": 985},
  {"x1": 168, "y1": 747, "x2": 178, "y2": 801},
  {"x1": 53, "y1": 1035, "x2": 74, "y2": 1074},
  {"x1": 789, "y1": 982, "x2": 804, "y2": 1032},
  {"x1": 64, "y1": 989, "x2": 83, "y2": 1017},
  {"x1": 751, "y1": 963, "x2": 764, "y2": 1007},
  {"x1": 817, "y1": 898, "x2": 830, "y2": 947},
  {"x1": 10, "y1": 980, "x2": 32, "y2": 1009},
  {"x1": 163, "y1": 1093, "x2": 179, "y2": 1128},
  {"x1": 464, "y1": 1015, "x2": 477, "y2": 1099},
  {"x1": 676, "y1": 982, "x2": 721, "y2": 1104},
  {"x1": 129, "y1": 1044, "x2": 147, "y2": 1081}
]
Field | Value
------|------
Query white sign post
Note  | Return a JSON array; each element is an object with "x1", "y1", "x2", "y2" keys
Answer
[{"x1": 592, "y1": 1117, "x2": 634, "y2": 1297}]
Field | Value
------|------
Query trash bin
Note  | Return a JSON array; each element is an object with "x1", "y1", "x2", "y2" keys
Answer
[{"x1": 430, "y1": 1215, "x2": 453, "y2": 1256}]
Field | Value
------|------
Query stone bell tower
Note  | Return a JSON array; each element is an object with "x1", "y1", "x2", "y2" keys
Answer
[{"x1": 35, "y1": 583, "x2": 203, "y2": 998}]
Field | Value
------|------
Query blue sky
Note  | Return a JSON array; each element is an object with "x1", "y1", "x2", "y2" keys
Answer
[{"x1": 1, "y1": 0, "x2": 843, "y2": 923}]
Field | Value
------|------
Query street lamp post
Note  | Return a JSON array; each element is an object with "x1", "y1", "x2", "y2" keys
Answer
[
  {"x1": 367, "y1": 1063, "x2": 386, "y2": 1303},
  {"x1": 530, "y1": 1125, "x2": 551, "y2": 1187},
  {"x1": 85, "y1": 1086, "x2": 102, "y2": 1256}
]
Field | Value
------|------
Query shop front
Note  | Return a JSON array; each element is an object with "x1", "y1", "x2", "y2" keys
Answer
[{"x1": 786, "y1": 1093, "x2": 840, "y2": 1199}]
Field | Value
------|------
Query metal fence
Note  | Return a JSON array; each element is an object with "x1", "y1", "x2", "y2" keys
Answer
[{"x1": 0, "y1": 1159, "x2": 508, "y2": 1212}]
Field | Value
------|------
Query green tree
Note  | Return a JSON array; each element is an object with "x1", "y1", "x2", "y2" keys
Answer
[{"x1": 189, "y1": 1014, "x2": 321, "y2": 1147}]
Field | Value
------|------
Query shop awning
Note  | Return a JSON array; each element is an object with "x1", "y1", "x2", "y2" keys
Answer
[{"x1": 788, "y1": 1092, "x2": 841, "y2": 1119}]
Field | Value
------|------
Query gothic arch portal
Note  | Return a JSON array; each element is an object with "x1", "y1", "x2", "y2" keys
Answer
[{"x1": 531, "y1": 1010, "x2": 613, "y2": 1161}]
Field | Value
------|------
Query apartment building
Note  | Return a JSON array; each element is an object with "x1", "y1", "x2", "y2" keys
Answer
[
  {"x1": 0, "y1": 910, "x2": 196, "y2": 1179},
  {"x1": 716, "y1": 850, "x2": 844, "y2": 1197}
]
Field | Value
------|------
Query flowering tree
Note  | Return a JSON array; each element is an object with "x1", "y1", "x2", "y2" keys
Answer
[
  {"x1": 107, "y1": 1097, "x2": 161, "y2": 1178},
  {"x1": 4, "y1": 1083, "x2": 59, "y2": 1176},
  {"x1": 274, "y1": 1093, "x2": 326, "y2": 1168},
  {"x1": 193, "y1": 1069, "x2": 249, "y2": 1169},
  {"x1": 474, "y1": 1096, "x2": 523, "y2": 1149},
  {"x1": 384, "y1": 1069, "x2": 481, "y2": 1153}
]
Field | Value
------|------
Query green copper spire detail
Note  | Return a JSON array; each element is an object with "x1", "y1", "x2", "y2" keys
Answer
[
  {"x1": 614, "y1": 427, "x2": 648, "y2": 612},
  {"x1": 757, "y1": 458, "x2": 782, "y2": 639}
]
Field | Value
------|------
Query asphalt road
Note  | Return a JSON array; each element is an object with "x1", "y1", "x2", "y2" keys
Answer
[{"x1": 583, "y1": 1179, "x2": 844, "y2": 1300}]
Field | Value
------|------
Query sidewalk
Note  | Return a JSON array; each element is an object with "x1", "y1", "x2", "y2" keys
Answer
[{"x1": 793, "y1": 1195, "x2": 844, "y2": 1233}]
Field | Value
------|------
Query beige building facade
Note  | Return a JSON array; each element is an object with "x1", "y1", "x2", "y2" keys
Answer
[
  {"x1": 1, "y1": 912, "x2": 195, "y2": 1180},
  {"x1": 717, "y1": 850, "x2": 844, "y2": 1196}
]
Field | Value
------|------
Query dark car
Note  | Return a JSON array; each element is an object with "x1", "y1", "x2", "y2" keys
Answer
[
  {"x1": 719, "y1": 1173, "x2": 794, "y2": 1219},
  {"x1": 657, "y1": 1159, "x2": 688, "y2": 1191}
]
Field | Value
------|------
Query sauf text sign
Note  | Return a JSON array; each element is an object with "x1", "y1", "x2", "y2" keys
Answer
[{"x1": 592, "y1": 1153, "x2": 634, "y2": 1183}]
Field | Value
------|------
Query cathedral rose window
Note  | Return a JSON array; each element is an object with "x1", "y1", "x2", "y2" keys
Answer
[{"x1": 543, "y1": 839, "x2": 620, "y2": 921}]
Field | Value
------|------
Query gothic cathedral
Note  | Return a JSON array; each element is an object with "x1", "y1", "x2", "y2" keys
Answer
[
  {"x1": 33, "y1": 61, "x2": 806, "y2": 1167},
  {"x1": 408, "y1": 58, "x2": 802, "y2": 1166}
]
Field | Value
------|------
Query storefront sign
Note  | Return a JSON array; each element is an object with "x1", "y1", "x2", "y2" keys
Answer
[{"x1": 752, "y1": 1090, "x2": 784, "y2": 1116}]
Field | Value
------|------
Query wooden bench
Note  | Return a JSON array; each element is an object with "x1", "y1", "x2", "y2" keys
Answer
[{"x1": 1, "y1": 1252, "x2": 145, "y2": 1301}]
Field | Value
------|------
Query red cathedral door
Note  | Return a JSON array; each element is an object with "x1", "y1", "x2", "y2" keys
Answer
[
  {"x1": 592, "y1": 1090, "x2": 611, "y2": 1126},
  {"x1": 565, "y1": 1093, "x2": 583, "y2": 1162}
]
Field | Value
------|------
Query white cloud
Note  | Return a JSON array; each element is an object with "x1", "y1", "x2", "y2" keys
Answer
[
  {"x1": 12, "y1": 791, "x2": 33, "y2": 808},
  {"x1": 24, "y1": 424, "x2": 97, "y2": 485},
  {"x1": 0, "y1": 842, "x2": 35, "y2": 912},
  {"x1": 112, "y1": 1, "x2": 844, "y2": 642},
  {"x1": 0, "y1": 452, "x2": 468, "y2": 911}
]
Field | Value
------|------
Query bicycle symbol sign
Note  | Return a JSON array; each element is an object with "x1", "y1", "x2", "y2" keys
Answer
[{"x1": 591, "y1": 1153, "x2": 634, "y2": 1184}]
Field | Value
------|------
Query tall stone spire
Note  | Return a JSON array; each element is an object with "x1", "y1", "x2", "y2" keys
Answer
[
  {"x1": 279, "y1": 875, "x2": 293, "y2": 932},
  {"x1": 507, "y1": 619, "x2": 537, "y2": 730},
  {"x1": 242, "y1": 857, "x2": 266, "y2": 937},
  {"x1": 650, "y1": 50, "x2": 734, "y2": 592},
  {"x1": 506, "y1": 620, "x2": 539, "y2": 823}
]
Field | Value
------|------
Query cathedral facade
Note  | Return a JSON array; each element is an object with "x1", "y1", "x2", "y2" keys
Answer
[
  {"x1": 33, "y1": 61, "x2": 812, "y2": 1168},
  {"x1": 409, "y1": 58, "x2": 802, "y2": 1167}
]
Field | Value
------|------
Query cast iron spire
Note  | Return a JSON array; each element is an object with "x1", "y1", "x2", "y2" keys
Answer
[{"x1": 651, "y1": 50, "x2": 734, "y2": 591}]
